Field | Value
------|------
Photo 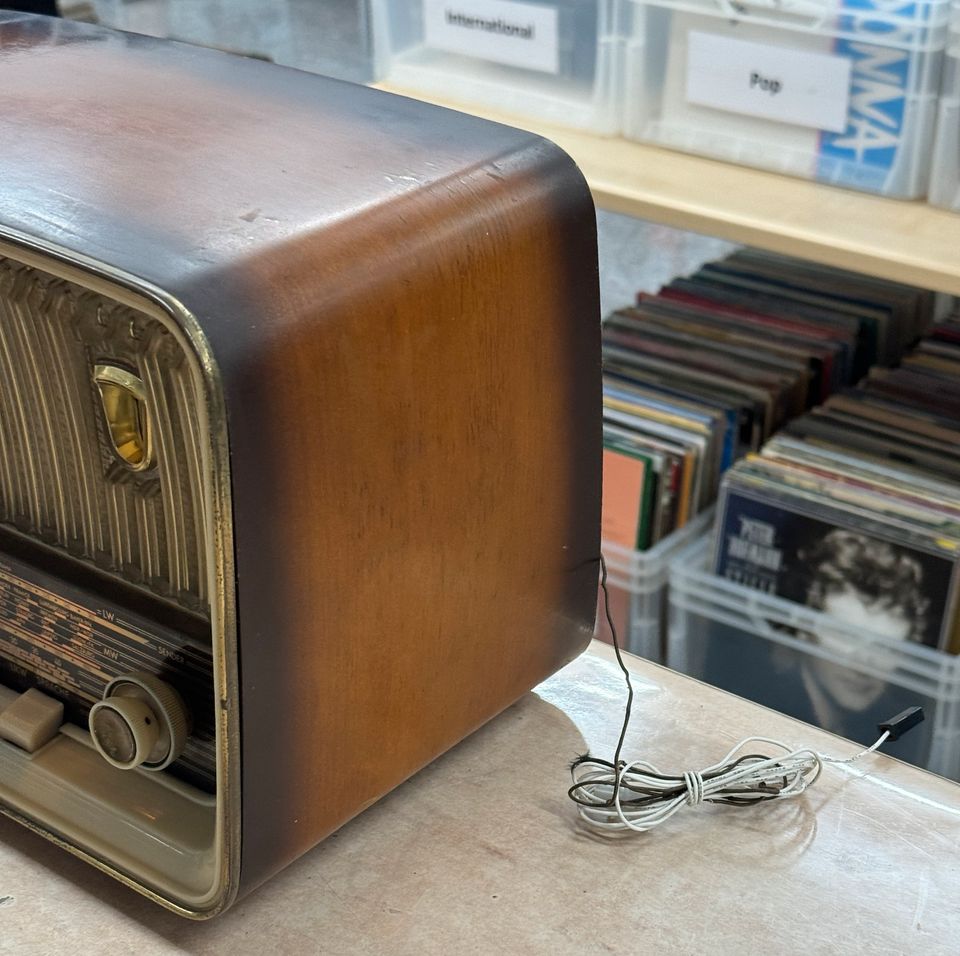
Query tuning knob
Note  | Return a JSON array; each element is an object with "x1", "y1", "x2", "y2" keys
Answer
[{"x1": 89, "y1": 672, "x2": 189, "y2": 772}]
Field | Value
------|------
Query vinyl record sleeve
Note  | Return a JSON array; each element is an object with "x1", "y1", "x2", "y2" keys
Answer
[
  {"x1": 632, "y1": 295, "x2": 840, "y2": 403},
  {"x1": 604, "y1": 419, "x2": 685, "y2": 541},
  {"x1": 693, "y1": 264, "x2": 885, "y2": 377},
  {"x1": 713, "y1": 481, "x2": 960, "y2": 652},
  {"x1": 603, "y1": 350, "x2": 764, "y2": 452},
  {"x1": 663, "y1": 278, "x2": 860, "y2": 383}
]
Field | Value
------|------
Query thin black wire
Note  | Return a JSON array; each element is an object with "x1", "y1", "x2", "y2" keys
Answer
[
  {"x1": 600, "y1": 553, "x2": 634, "y2": 796},
  {"x1": 568, "y1": 555, "x2": 785, "y2": 811},
  {"x1": 567, "y1": 554, "x2": 634, "y2": 809}
]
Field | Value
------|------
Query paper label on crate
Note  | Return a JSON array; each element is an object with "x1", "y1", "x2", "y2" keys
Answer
[
  {"x1": 423, "y1": 0, "x2": 560, "y2": 74},
  {"x1": 685, "y1": 31, "x2": 852, "y2": 133}
]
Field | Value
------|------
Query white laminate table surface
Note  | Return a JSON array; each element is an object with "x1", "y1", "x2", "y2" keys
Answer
[{"x1": 2, "y1": 641, "x2": 959, "y2": 954}]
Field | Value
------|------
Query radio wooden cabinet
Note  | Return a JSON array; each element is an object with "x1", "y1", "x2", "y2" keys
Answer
[{"x1": 0, "y1": 13, "x2": 601, "y2": 916}]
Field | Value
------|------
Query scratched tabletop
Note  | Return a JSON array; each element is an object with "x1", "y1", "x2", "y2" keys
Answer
[{"x1": 2, "y1": 641, "x2": 959, "y2": 955}]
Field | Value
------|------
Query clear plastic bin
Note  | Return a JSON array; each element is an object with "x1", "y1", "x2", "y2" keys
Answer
[
  {"x1": 372, "y1": 0, "x2": 623, "y2": 132},
  {"x1": 623, "y1": 0, "x2": 952, "y2": 198},
  {"x1": 668, "y1": 536, "x2": 960, "y2": 779},
  {"x1": 91, "y1": 0, "x2": 374, "y2": 84},
  {"x1": 929, "y1": 3, "x2": 960, "y2": 208},
  {"x1": 597, "y1": 507, "x2": 714, "y2": 661}
]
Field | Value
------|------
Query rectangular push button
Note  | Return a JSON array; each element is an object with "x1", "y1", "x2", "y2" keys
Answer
[{"x1": 0, "y1": 688, "x2": 64, "y2": 752}]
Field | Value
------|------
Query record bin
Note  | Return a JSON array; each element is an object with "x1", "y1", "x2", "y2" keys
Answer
[
  {"x1": 929, "y1": 2, "x2": 960, "y2": 208},
  {"x1": 598, "y1": 507, "x2": 714, "y2": 661},
  {"x1": 372, "y1": 0, "x2": 623, "y2": 132},
  {"x1": 91, "y1": 0, "x2": 374, "y2": 83},
  {"x1": 668, "y1": 536, "x2": 960, "y2": 779},
  {"x1": 622, "y1": 0, "x2": 952, "y2": 198}
]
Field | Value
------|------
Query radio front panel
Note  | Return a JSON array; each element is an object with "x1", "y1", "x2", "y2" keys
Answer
[{"x1": 0, "y1": 249, "x2": 226, "y2": 914}]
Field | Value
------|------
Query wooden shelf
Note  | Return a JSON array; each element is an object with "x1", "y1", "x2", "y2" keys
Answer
[{"x1": 375, "y1": 84, "x2": 960, "y2": 296}]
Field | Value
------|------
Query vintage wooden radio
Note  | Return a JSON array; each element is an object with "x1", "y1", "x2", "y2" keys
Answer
[{"x1": 0, "y1": 13, "x2": 600, "y2": 916}]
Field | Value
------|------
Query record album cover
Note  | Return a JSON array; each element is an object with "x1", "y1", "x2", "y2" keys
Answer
[{"x1": 714, "y1": 489, "x2": 956, "y2": 651}]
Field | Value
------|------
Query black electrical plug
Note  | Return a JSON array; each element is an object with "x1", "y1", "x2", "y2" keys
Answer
[{"x1": 878, "y1": 707, "x2": 925, "y2": 742}]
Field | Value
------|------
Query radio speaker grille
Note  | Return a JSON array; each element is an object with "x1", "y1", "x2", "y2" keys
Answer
[{"x1": 0, "y1": 257, "x2": 209, "y2": 614}]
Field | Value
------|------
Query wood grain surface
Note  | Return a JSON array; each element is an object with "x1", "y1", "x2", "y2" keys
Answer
[{"x1": 229, "y1": 133, "x2": 601, "y2": 897}]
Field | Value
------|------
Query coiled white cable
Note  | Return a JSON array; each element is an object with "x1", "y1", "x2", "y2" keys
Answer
[
  {"x1": 569, "y1": 555, "x2": 919, "y2": 835},
  {"x1": 570, "y1": 731, "x2": 889, "y2": 834}
]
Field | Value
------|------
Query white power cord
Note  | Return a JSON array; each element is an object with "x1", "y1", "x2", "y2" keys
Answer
[
  {"x1": 571, "y1": 731, "x2": 890, "y2": 833},
  {"x1": 568, "y1": 555, "x2": 922, "y2": 835}
]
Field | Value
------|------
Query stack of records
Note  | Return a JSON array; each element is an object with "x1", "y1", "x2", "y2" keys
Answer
[
  {"x1": 602, "y1": 249, "x2": 933, "y2": 552},
  {"x1": 715, "y1": 314, "x2": 960, "y2": 652},
  {"x1": 708, "y1": 315, "x2": 960, "y2": 767}
]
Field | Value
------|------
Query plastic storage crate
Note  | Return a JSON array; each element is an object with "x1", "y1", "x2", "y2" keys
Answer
[
  {"x1": 623, "y1": 0, "x2": 952, "y2": 198},
  {"x1": 929, "y1": 3, "x2": 960, "y2": 208},
  {"x1": 668, "y1": 536, "x2": 960, "y2": 779},
  {"x1": 91, "y1": 0, "x2": 374, "y2": 83},
  {"x1": 372, "y1": 0, "x2": 623, "y2": 132},
  {"x1": 598, "y1": 507, "x2": 714, "y2": 661}
]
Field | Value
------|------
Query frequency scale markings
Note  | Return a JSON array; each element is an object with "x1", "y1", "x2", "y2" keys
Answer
[{"x1": 0, "y1": 554, "x2": 217, "y2": 789}]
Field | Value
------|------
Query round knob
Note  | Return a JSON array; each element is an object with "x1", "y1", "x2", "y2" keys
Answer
[
  {"x1": 88, "y1": 672, "x2": 190, "y2": 772},
  {"x1": 89, "y1": 696, "x2": 160, "y2": 769}
]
